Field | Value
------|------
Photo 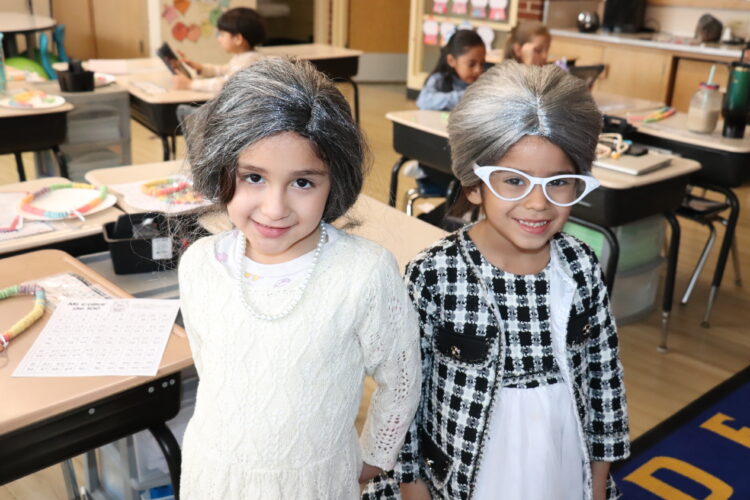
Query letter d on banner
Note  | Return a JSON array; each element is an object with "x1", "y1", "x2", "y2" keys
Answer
[{"x1": 624, "y1": 456, "x2": 733, "y2": 499}]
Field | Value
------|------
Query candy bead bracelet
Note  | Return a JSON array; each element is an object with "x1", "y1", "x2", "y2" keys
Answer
[
  {"x1": 0, "y1": 284, "x2": 46, "y2": 352},
  {"x1": 141, "y1": 178, "x2": 205, "y2": 204},
  {"x1": 20, "y1": 183, "x2": 109, "y2": 221}
]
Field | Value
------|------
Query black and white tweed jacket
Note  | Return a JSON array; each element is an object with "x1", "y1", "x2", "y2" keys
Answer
[{"x1": 362, "y1": 229, "x2": 629, "y2": 500}]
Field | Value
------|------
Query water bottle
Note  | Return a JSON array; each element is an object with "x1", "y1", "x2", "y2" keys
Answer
[{"x1": 722, "y1": 62, "x2": 750, "y2": 139}]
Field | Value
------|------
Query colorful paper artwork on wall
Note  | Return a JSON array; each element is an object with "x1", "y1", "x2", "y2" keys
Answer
[
  {"x1": 161, "y1": 0, "x2": 228, "y2": 43},
  {"x1": 489, "y1": 0, "x2": 507, "y2": 21},
  {"x1": 452, "y1": 0, "x2": 468, "y2": 15},
  {"x1": 470, "y1": 0, "x2": 488, "y2": 19},
  {"x1": 423, "y1": 18, "x2": 440, "y2": 46},
  {"x1": 432, "y1": 0, "x2": 448, "y2": 14}
]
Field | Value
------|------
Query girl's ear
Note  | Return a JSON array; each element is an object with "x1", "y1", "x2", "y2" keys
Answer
[
  {"x1": 465, "y1": 184, "x2": 483, "y2": 206},
  {"x1": 446, "y1": 53, "x2": 458, "y2": 69}
]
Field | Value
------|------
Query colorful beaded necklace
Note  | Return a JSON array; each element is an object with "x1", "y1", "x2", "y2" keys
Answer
[
  {"x1": 20, "y1": 183, "x2": 109, "y2": 221},
  {"x1": 0, "y1": 284, "x2": 46, "y2": 352},
  {"x1": 141, "y1": 178, "x2": 205, "y2": 205}
]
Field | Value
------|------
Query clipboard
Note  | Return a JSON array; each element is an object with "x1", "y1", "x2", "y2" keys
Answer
[{"x1": 156, "y1": 42, "x2": 192, "y2": 79}]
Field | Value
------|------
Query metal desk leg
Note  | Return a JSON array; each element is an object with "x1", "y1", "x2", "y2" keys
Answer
[
  {"x1": 61, "y1": 459, "x2": 82, "y2": 500},
  {"x1": 701, "y1": 185, "x2": 740, "y2": 328},
  {"x1": 660, "y1": 212, "x2": 681, "y2": 352},
  {"x1": 52, "y1": 145, "x2": 69, "y2": 179},
  {"x1": 161, "y1": 136, "x2": 172, "y2": 161},
  {"x1": 171, "y1": 134, "x2": 177, "y2": 159},
  {"x1": 568, "y1": 216, "x2": 619, "y2": 295},
  {"x1": 150, "y1": 422, "x2": 182, "y2": 500},
  {"x1": 13, "y1": 152, "x2": 26, "y2": 181},
  {"x1": 389, "y1": 156, "x2": 409, "y2": 207}
]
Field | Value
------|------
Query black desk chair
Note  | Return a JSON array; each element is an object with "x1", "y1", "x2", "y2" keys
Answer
[{"x1": 677, "y1": 184, "x2": 742, "y2": 327}]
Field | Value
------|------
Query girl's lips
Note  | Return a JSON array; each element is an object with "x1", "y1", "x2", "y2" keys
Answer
[
  {"x1": 253, "y1": 221, "x2": 291, "y2": 238},
  {"x1": 514, "y1": 218, "x2": 551, "y2": 235}
]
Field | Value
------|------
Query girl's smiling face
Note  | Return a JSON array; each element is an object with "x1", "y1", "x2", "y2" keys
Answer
[
  {"x1": 514, "y1": 34, "x2": 550, "y2": 66},
  {"x1": 227, "y1": 132, "x2": 331, "y2": 264},
  {"x1": 448, "y1": 44, "x2": 487, "y2": 84},
  {"x1": 466, "y1": 135, "x2": 575, "y2": 274}
]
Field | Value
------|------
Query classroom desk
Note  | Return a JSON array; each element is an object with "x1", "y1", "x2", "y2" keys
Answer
[
  {"x1": 115, "y1": 46, "x2": 363, "y2": 161},
  {"x1": 0, "y1": 12, "x2": 56, "y2": 59},
  {"x1": 0, "y1": 94, "x2": 73, "y2": 181},
  {"x1": 385, "y1": 109, "x2": 701, "y2": 347},
  {"x1": 114, "y1": 59, "x2": 211, "y2": 162},
  {"x1": 0, "y1": 250, "x2": 193, "y2": 497},
  {"x1": 604, "y1": 110, "x2": 750, "y2": 328},
  {"x1": 0, "y1": 177, "x2": 123, "y2": 258},
  {"x1": 258, "y1": 43, "x2": 363, "y2": 122}
]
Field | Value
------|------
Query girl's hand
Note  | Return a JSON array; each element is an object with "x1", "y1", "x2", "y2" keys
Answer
[
  {"x1": 172, "y1": 73, "x2": 192, "y2": 90},
  {"x1": 177, "y1": 50, "x2": 203, "y2": 73},
  {"x1": 400, "y1": 479, "x2": 431, "y2": 500},
  {"x1": 358, "y1": 462, "x2": 383, "y2": 483}
]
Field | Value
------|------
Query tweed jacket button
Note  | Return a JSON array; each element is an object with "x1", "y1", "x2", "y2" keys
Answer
[
  {"x1": 582, "y1": 323, "x2": 592, "y2": 334},
  {"x1": 426, "y1": 458, "x2": 435, "y2": 467},
  {"x1": 450, "y1": 345, "x2": 461, "y2": 358}
]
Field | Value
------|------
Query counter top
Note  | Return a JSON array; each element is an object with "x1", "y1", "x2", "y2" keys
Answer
[{"x1": 551, "y1": 28, "x2": 743, "y2": 60}]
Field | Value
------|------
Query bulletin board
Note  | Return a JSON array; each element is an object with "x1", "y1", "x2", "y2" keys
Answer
[{"x1": 159, "y1": 0, "x2": 258, "y2": 65}]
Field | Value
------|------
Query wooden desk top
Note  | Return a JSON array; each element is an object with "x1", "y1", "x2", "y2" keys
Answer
[
  {"x1": 85, "y1": 160, "x2": 188, "y2": 213},
  {"x1": 0, "y1": 249, "x2": 192, "y2": 435},
  {"x1": 385, "y1": 109, "x2": 701, "y2": 189},
  {"x1": 115, "y1": 70, "x2": 212, "y2": 105},
  {"x1": 0, "y1": 177, "x2": 123, "y2": 256},
  {"x1": 0, "y1": 12, "x2": 55, "y2": 33},
  {"x1": 631, "y1": 112, "x2": 750, "y2": 154},
  {"x1": 257, "y1": 43, "x2": 363, "y2": 60},
  {"x1": 0, "y1": 100, "x2": 73, "y2": 119}
]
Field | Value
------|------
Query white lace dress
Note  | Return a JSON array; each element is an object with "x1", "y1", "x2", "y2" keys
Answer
[{"x1": 178, "y1": 228, "x2": 422, "y2": 499}]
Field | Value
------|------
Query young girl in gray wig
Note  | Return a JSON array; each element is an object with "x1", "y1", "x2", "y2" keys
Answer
[
  {"x1": 364, "y1": 60, "x2": 629, "y2": 500},
  {"x1": 178, "y1": 58, "x2": 422, "y2": 499}
]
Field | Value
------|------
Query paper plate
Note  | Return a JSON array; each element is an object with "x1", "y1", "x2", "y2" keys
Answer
[
  {"x1": 0, "y1": 94, "x2": 66, "y2": 110},
  {"x1": 95, "y1": 72, "x2": 116, "y2": 87},
  {"x1": 19, "y1": 188, "x2": 117, "y2": 221}
]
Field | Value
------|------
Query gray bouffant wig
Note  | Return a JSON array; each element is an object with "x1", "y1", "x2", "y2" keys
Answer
[
  {"x1": 184, "y1": 57, "x2": 368, "y2": 223},
  {"x1": 448, "y1": 60, "x2": 601, "y2": 186}
]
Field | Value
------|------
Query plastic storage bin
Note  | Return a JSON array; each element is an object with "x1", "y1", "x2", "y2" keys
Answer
[
  {"x1": 104, "y1": 213, "x2": 180, "y2": 275},
  {"x1": 611, "y1": 257, "x2": 664, "y2": 324},
  {"x1": 564, "y1": 214, "x2": 665, "y2": 273}
]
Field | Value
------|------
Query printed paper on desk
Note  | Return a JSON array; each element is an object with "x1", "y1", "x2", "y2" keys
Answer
[{"x1": 13, "y1": 299, "x2": 180, "y2": 377}]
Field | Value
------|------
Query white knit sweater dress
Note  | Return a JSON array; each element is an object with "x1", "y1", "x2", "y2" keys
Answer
[{"x1": 178, "y1": 228, "x2": 422, "y2": 499}]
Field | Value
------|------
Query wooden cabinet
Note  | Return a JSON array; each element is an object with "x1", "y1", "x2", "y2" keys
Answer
[
  {"x1": 51, "y1": 0, "x2": 149, "y2": 60},
  {"x1": 551, "y1": 35, "x2": 737, "y2": 109},
  {"x1": 407, "y1": 0, "x2": 518, "y2": 93},
  {"x1": 597, "y1": 45, "x2": 672, "y2": 102}
]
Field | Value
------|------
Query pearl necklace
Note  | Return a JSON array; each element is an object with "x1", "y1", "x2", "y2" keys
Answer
[{"x1": 235, "y1": 223, "x2": 327, "y2": 321}]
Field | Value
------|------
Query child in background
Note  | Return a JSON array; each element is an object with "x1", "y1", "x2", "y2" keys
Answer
[
  {"x1": 416, "y1": 29, "x2": 486, "y2": 111},
  {"x1": 172, "y1": 7, "x2": 267, "y2": 92},
  {"x1": 365, "y1": 61, "x2": 629, "y2": 500},
  {"x1": 503, "y1": 20, "x2": 551, "y2": 66},
  {"x1": 178, "y1": 58, "x2": 422, "y2": 499}
]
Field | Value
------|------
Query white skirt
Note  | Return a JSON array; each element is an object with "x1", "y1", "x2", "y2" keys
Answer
[{"x1": 473, "y1": 382, "x2": 586, "y2": 500}]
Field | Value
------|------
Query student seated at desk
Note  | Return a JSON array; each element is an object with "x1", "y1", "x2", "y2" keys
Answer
[
  {"x1": 413, "y1": 30, "x2": 486, "y2": 227},
  {"x1": 172, "y1": 7, "x2": 267, "y2": 93}
]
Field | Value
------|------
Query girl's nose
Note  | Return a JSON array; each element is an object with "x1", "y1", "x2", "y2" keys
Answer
[
  {"x1": 523, "y1": 184, "x2": 550, "y2": 210},
  {"x1": 260, "y1": 188, "x2": 288, "y2": 220}
]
